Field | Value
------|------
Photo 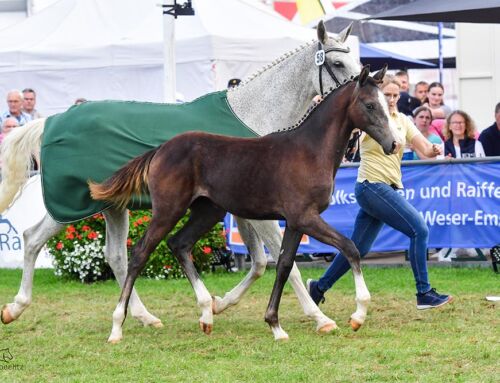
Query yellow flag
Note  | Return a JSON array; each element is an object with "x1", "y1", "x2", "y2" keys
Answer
[{"x1": 296, "y1": 0, "x2": 325, "y2": 25}]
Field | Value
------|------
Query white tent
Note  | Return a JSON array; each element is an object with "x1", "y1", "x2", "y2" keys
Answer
[{"x1": 0, "y1": 0, "x2": 358, "y2": 115}]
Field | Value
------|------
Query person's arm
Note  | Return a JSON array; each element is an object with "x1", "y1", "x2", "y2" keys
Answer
[{"x1": 411, "y1": 134, "x2": 442, "y2": 158}]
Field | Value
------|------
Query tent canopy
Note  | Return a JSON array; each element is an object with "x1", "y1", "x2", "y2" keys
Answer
[
  {"x1": 0, "y1": 0, "x2": 356, "y2": 114},
  {"x1": 369, "y1": 0, "x2": 500, "y2": 24},
  {"x1": 359, "y1": 43, "x2": 435, "y2": 70}
]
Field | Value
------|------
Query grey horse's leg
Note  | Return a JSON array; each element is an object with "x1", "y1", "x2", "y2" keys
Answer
[
  {"x1": 213, "y1": 218, "x2": 336, "y2": 333},
  {"x1": 212, "y1": 217, "x2": 268, "y2": 313},
  {"x1": 103, "y1": 208, "x2": 162, "y2": 327},
  {"x1": 1, "y1": 213, "x2": 62, "y2": 324}
]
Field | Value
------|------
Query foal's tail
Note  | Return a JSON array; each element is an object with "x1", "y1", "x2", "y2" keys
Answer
[
  {"x1": 88, "y1": 147, "x2": 159, "y2": 209},
  {"x1": 0, "y1": 118, "x2": 46, "y2": 213}
]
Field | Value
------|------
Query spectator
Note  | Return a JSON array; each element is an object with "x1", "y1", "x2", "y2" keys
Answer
[
  {"x1": 414, "y1": 81, "x2": 429, "y2": 104},
  {"x1": 227, "y1": 78, "x2": 241, "y2": 89},
  {"x1": 22, "y1": 88, "x2": 42, "y2": 119},
  {"x1": 0, "y1": 117, "x2": 19, "y2": 143},
  {"x1": 395, "y1": 71, "x2": 421, "y2": 116},
  {"x1": 307, "y1": 74, "x2": 452, "y2": 310},
  {"x1": 443, "y1": 110, "x2": 485, "y2": 158},
  {"x1": 1, "y1": 90, "x2": 32, "y2": 126},
  {"x1": 412, "y1": 106, "x2": 442, "y2": 160},
  {"x1": 478, "y1": 102, "x2": 500, "y2": 156},
  {"x1": 422, "y1": 82, "x2": 452, "y2": 120}
]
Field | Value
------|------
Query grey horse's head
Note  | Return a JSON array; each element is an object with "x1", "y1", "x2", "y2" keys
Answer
[{"x1": 313, "y1": 21, "x2": 360, "y2": 96}]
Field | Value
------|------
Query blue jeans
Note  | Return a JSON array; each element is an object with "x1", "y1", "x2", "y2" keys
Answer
[{"x1": 318, "y1": 181, "x2": 431, "y2": 294}]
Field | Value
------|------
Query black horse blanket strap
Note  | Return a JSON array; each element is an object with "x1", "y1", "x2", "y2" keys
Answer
[{"x1": 41, "y1": 91, "x2": 258, "y2": 223}]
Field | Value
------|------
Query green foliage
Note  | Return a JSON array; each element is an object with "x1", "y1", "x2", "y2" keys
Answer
[{"x1": 47, "y1": 210, "x2": 226, "y2": 282}]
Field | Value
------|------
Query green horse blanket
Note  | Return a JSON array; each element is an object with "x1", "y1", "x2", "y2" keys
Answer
[{"x1": 41, "y1": 91, "x2": 257, "y2": 223}]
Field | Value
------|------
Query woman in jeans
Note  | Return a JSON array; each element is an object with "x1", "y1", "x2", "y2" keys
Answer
[{"x1": 308, "y1": 75, "x2": 453, "y2": 310}]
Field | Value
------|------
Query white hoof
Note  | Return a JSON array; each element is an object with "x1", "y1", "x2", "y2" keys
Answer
[{"x1": 271, "y1": 325, "x2": 289, "y2": 341}]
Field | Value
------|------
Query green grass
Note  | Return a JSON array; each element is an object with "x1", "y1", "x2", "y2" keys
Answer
[{"x1": 0, "y1": 267, "x2": 498, "y2": 382}]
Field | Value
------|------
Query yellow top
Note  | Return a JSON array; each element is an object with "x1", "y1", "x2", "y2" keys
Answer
[{"x1": 357, "y1": 111, "x2": 420, "y2": 188}]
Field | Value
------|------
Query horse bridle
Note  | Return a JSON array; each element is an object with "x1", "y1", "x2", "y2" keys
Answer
[{"x1": 316, "y1": 42, "x2": 351, "y2": 96}]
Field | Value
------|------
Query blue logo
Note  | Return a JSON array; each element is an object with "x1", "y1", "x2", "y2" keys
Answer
[{"x1": 0, "y1": 215, "x2": 21, "y2": 251}]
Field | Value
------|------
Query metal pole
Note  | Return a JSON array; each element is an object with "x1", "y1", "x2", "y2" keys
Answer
[
  {"x1": 163, "y1": 2, "x2": 176, "y2": 103},
  {"x1": 438, "y1": 22, "x2": 443, "y2": 84}
]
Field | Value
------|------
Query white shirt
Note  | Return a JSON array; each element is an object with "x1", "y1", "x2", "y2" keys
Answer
[{"x1": 453, "y1": 140, "x2": 485, "y2": 158}]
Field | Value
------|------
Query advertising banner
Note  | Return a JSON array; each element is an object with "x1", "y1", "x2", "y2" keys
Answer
[{"x1": 225, "y1": 161, "x2": 500, "y2": 254}]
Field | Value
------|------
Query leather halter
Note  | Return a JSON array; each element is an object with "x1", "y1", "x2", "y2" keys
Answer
[{"x1": 316, "y1": 42, "x2": 351, "y2": 96}]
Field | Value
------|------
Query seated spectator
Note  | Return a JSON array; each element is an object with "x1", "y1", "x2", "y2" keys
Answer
[
  {"x1": 1, "y1": 89, "x2": 32, "y2": 126},
  {"x1": 478, "y1": 102, "x2": 500, "y2": 156},
  {"x1": 0, "y1": 117, "x2": 19, "y2": 143},
  {"x1": 443, "y1": 110, "x2": 485, "y2": 158},
  {"x1": 395, "y1": 71, "x2": 421, "y2": 116},
  {"x1": 22, "y1": 88, "x2": 42, "y2": 119},
  {"x1": 412, "y1": 106, "x2": 442, "y2": 159},
  {"x1": 422, "y1": 82, "x2": 452, "y2": 120},
  {"x1": 414, "y1": 81, "x2": 429, "y2": 104}
]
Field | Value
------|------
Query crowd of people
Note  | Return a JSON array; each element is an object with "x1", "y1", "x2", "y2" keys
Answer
[
  {"x1": 0, "y1": 89, "x2": 86, "y2": 144},
  {"x1": 341, "y1": 71, "x2": 499, "y2": 161}
]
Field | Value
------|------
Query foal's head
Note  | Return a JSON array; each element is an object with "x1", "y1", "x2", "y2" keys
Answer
[{"x1": 348, "y1": 65, "x2": 401, "y2": 155}]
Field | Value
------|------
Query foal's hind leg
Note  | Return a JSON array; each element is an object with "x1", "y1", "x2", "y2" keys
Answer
[
  {"x1": 168, "y1": 199, "x2": 226, "y2": 335},
  {"x1": 250, "y1": 220, "x2": 337, "y2": 333},
  {"x1": 212, "y1": 217, "x2": 268, "y2": 314},
  {"x1": 103, "y1": 208, "x2": 162, "y2": 328},
  {"x1": 2, "y1": 214, "x2": 63, "y2": 324}
]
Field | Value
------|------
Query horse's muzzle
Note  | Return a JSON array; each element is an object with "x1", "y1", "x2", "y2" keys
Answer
[{"x1": 391, "y1": 141, "x2": 400, "y2": 154}]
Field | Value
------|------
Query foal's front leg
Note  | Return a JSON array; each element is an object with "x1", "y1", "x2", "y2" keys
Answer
[
  {"x1": 264, "y1": 227, "x2": 303, "y2": 340},
  {"x1": 300, "y1": 216, "x2": 371, "y2": 331}
]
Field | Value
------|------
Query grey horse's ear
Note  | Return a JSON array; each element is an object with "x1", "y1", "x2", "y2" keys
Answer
[
  {"x1": 358, "y1": 65, "x2": 370, "y2": 86},
  {"x1": 317, "y1": 20, "x2": 328, "y2": 44},
  {"x1": 337, "y1": 22, "x2": 353, "y2": 43},
  {"x1": 373, "y1": 64, "x2": 388, "y2": 83}
]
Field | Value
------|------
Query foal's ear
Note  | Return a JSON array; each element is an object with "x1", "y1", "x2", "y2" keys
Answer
[
  {"x1": 317, "y1": 20, "x2": 328, "y2": 44},
  {"x1": 373, "y1": 64, "x2": 388, "y2": 83},
  {"x1": 337, "y1": 22, "x2": 353, "y2": 43},
  {"x1": 358, "y1": 65, "x2": 370, "y2": 86}
]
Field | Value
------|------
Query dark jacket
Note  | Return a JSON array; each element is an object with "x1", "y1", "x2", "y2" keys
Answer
[
  {"x1": 478, "y1": 123, "x2": 500, "y2": 156},
  {"x1": 444, "y1": 137, "x2": 477, "y2": 158},
  {"x1": 397, "y1": 92, "x2": 421, "y2": 116}
]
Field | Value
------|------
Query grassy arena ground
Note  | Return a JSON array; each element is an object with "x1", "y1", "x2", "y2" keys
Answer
[{"x1": 0, "y1": 267, "x2": 498, "y2": 382}]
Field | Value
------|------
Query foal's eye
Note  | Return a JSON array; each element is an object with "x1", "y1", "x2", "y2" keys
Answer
[
  {"x1": 366, "y1": 103, "x2": 375, "y2": 110},
  {"x1": 333, "y1": 61, "x2": 344, "y2": 67}
]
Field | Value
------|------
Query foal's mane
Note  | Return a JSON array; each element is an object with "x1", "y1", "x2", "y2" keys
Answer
[{"x1": 270, "y1": 77, "x2": 357, "y2": 136}]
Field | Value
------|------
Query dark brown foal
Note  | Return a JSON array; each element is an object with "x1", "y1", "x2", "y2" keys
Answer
[{"x1": 90, "y1": 65, "x2": 401, "y2": 342}]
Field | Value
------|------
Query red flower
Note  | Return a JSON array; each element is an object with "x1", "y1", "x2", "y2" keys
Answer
[
  {"x1": 66, "y1": 225, "x2": 76, "y2": 233},
  {"x1": 136, "y1": 218, "x2": 143, "y2": 225},
  {"x1": 133, "y1": 222, "x2": 138, "y2": 227},
  {"x1": 82, "y1": 225, "x2": 91, "y2": 232},
  {"x1": 77, "y1": 234, "x2": 82, "y2": 240},
  {"x1": 65, "y1": 233, "x2": 75, "y2": 240},
  {"x1": 163, "y1": 265, "x2": 172, "y2": 269},
  {"x1": 142, "y1": 216, "x2": 150, "y2": 222},
  {"x1": 56, "y1": 242, "x2": 64, "y2": 250},
  {"x1": 87, "y1": 231, "x2": 98, "y2": 240},
  {"x1": 202, "y1": 246, "x2": 212, "y2": 254},
  {"x1": 127, "y1": 238, "x2": 133, "y2": 247},
  {"x1": 92, "y1": 213, "x2": 104, "y2": 220}
]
